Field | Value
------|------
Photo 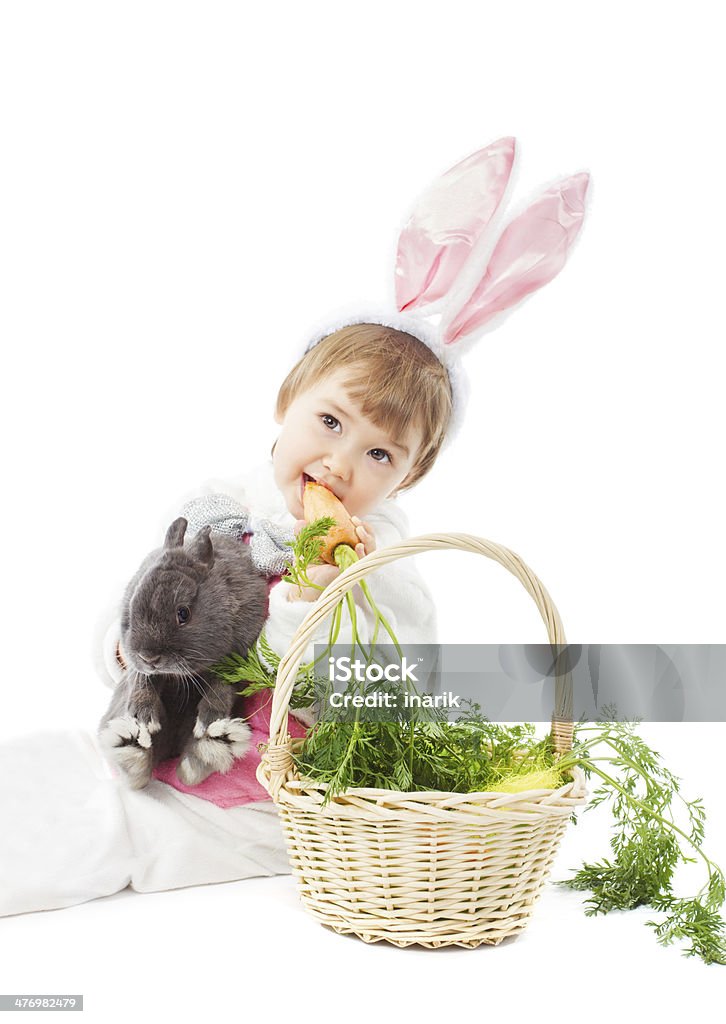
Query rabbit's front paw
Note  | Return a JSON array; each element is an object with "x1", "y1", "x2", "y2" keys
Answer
[
  {"x1": 99, "y1": 714, "x2": 162, "y2": 790},
  {"x1": 177, "y1": 717, "x2": 252, "y2": 786}
]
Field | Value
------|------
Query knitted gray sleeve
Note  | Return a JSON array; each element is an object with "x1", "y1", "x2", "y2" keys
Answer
[{"x1": 181, "y1": 492, "x2": 294, "y2": 578}]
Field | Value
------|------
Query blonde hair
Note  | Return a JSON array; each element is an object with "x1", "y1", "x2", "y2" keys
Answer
[{"x1": 275, "y1": 323, "x2": 453, "y2": 491}]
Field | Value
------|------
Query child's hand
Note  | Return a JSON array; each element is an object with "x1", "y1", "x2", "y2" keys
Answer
[
  {"x1": 286, "y1": 563, "x2": 341, "y2": 602},
  {"x1": 351, "y1": 516, "x2": 376, "y2": 558},
  {"x1": 288, "y1": 524, "x2": 340, "y2": 601}
]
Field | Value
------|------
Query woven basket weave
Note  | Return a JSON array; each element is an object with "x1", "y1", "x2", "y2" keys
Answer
[{"x1": 257, "y1": 533, "x2": 588, "y2": 948}]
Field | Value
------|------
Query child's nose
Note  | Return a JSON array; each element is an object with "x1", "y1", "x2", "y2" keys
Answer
[{"x1": 323, "y1": 451, "x2": 351, "y2": 481}]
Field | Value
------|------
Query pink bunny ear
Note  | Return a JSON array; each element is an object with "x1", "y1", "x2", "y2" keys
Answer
[
  {"x1": 394, "y1": 137, "x2": 516, "y2": 313},
  {"x1": 441, "y1": 171, "x2": 590, "y2": 345}
]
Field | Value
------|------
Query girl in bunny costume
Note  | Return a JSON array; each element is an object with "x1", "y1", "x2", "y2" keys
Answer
[
  {"x1": 99, "y1": 135, "x2": 589, "y2": 703},
  {"x1": 0, "y1": 138, "x2": 589, "y2": 917}
]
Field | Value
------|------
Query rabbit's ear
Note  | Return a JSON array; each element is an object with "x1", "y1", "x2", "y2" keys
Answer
[
  {"x1": 440, "y1": 172, "x2": 590, "y2": 345},
  {"x1": 394, "y1": 137, "x2": 515, "y2": 313},
  {"x1": 164, "y1": 517, "x2": 188, "y2": 549},
  {"x1": 188, "y1": 525, "x2": 214, "y2": 571}
]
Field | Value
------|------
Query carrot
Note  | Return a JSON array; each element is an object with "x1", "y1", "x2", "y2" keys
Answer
[{"x1": 302, "y1": 482, "x2": 358, "y2": 565}]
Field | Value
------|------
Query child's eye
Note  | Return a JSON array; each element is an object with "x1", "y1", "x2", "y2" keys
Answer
[
  {"x1": 369, "y1": 448, "x2": 392, "y2": 465},
  {"x1": 321, "y1": 414, "x2": 341, "y2": 431}
]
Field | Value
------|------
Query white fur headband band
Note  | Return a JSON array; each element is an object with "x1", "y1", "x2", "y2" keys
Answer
[{"x1": 301, "y1": 137, "x2": 590, "y2": 444}]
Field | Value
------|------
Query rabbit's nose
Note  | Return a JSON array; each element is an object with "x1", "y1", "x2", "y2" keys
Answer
[{"x1": 138, "y1": 650, "x2": 162, "y2": 668}]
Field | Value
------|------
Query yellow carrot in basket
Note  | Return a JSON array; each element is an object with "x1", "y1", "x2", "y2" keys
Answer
[{"x1": 489, "y1": 768, "x2": 563, "y2": 793}]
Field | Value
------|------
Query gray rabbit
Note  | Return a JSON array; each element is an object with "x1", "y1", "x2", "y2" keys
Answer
[{"x1": 99, "y1": 517, "x2": 269, "y2": 789}]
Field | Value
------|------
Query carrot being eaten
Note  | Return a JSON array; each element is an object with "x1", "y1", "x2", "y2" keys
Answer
[
  {"x1": 301, "y1": 482, "x2": 359, "y2": 566},
  {"x1": 282, "y1": 480, "x2": 402, "y2": 661}
]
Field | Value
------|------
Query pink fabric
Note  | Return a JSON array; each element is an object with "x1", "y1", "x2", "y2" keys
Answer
[
  {"x1": 151, "y1": 533, "x2": 306, "y2": 808},
  {"x1": 151, "y1": 688, "x2": 307, "y2": 808},
  {"x1": 442, "y1": 171, "x2": 590, "y2": 344}
]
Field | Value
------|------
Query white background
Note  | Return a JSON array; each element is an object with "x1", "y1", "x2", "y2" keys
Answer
[{"x1": 1, "y1": 1, "x2": 725, "y2": 1019}]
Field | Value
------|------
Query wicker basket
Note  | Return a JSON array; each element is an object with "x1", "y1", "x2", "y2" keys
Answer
[{"x1": 256, "y1": 533, "x2": 588, "y2": 948}]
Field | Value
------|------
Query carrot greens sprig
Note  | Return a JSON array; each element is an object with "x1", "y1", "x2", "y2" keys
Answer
[{"x1": 553, "y1": 716, "x2": 726, "y2": 965}]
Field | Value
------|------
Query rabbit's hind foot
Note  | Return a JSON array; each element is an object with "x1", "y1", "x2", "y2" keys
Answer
[{"x1": 176, "y1": 717, "x2": 252, "y2": 786}]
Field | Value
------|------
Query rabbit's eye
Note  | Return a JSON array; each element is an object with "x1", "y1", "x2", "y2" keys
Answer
[{"x1": 176, "y1": 605, "x2": 191, "y2": 625}]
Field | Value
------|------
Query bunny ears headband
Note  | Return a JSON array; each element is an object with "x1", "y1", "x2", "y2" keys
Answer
[{"x1": 301, "y1": 137, "x2": 590, "y2": 444}]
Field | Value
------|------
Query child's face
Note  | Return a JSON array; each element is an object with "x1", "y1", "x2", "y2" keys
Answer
[{"x1": 273, "y1": 367, "x2": 424, "y2": 520}]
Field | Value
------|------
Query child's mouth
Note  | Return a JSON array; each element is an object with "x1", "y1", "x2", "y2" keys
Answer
[{"x1": 300, "y1": 473, "x2": 335, "y2": 504}]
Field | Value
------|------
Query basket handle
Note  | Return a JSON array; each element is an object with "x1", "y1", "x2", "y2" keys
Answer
[{"x1": 265, "y1": 533, "x2": 574, "y2": 757}]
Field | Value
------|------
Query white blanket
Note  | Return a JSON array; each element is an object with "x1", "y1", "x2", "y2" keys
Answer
[{"x1": 0, "y1": 729, "x2": 289, "y2": 918}]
